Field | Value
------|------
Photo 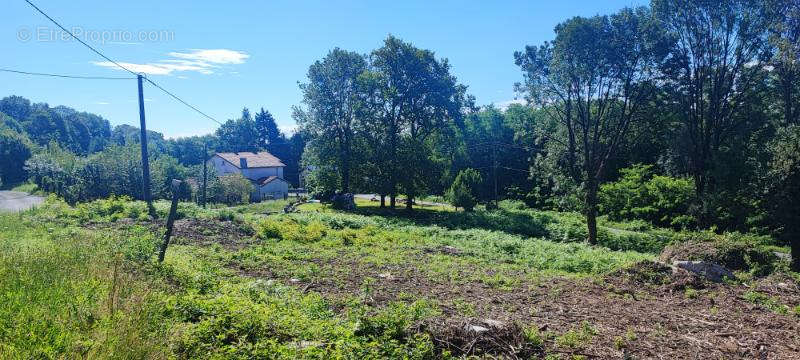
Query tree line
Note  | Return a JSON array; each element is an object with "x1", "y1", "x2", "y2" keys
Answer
[
  {"x1": 0, "y1": 95, "x2": 306, "y2": 204},
  {"x1": 295, "y1": 0, "x2": 798, "y2": 269}
]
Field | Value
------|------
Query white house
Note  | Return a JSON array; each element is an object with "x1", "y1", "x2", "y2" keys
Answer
[{"x1": 209, "y1": 152, "x2": 289, "y2": 201}]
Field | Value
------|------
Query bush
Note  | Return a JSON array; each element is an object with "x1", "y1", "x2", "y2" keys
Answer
[
  {"x1": 446, "y1": 168, "x2": 482, "y2": 211},
  {"x1": 599, "y1": 164, "x2": 695, "y2": 229},
  {"x1": 210, "y1": 173, "x2": 253, "y2": 205},
  {"x1": 0, "y1": 128, "x2": 33, "y2": 185}
]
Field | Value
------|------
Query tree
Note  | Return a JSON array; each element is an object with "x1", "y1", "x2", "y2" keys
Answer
[
  {"x1": 0, "y1": 129, "x2": 33, "y2": 185},
  {"x1": 211, "y1": 173, "x2": 253, "y2": 205},
  {"x1": 0, "y1": 96, "x2": 32, "y2": 121},
  {"x1": 766, "y1": 0, "x2": 800, "y2": 126},
  {"x1": 766, "y1": 126, "x2": 800, "y2": 271},
  {"x1": 653, "y1": 0, "x2": 770, "y2": 197},
  {"x1": 515, "y1": 7, "x2": 670, "y2": 244},
  {"x1": 370, "y1": 35, "x2": 469, "y2": 210},
  {"x1": 216, "y1": 108, "x2": 259, "y2": 152},
  {"x1": 447, "y1": 168, "x2": 482, "y2": 211},
  {"x1": 297, "y1": 48, "x2": 367, "y2": 193},
  {"x1": 254, "y1": 108, "x2": 283, "y2": 150}
]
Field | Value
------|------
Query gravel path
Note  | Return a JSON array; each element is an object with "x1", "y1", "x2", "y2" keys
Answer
[{"x1": 0, "y1": 191, "x2": 44, "y2": 212}]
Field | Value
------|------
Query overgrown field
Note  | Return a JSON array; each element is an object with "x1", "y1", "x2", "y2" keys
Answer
[{"x1": 0, "y1": 197, "x2": 798, "y2": 359}]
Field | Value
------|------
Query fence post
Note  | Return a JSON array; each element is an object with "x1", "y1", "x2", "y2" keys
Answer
[{"x1": 158, "y1": 179, "x2": 181, "y2": 263}]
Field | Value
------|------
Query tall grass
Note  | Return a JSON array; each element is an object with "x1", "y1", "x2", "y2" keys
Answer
[{"x1": 0, "y1": 214, "x2": 168, "y2": 358}]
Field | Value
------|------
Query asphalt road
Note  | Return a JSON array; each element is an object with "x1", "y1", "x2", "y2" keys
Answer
[{"x1": 0, "y1": 191, "x2": 44, "y2": 212}]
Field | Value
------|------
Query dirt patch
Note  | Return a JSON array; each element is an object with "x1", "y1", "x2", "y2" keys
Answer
[
  {"x1": 85, "y1": 218, "x2": 256, "y2": 251},
  {"x1": 169, "y1": 218, "x2": 255, "y2": 250},
  {"x1": 236, "y1": 253, "x2": 800, "y2": 359}
]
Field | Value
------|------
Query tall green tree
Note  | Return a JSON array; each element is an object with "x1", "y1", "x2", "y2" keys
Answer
[
  {"x1": 254, "y1": 108, "x2": 283, "y2": 150},
  {"x1": 515, "y1": 7, "x2": 671, "y2": 244},
  {"x1": 297, "y1": 48, "x2": 367, "y2": 194},
  {"x1": 215, "y1": 108, "x2": 259, "y2": 153},
  {"x1": 0, "y1": 128, "x2": 33, "y2": 185},
  {"x1": 653, "y1": 0, "x2": 771, "y2": 197},
  {"x1": 766, "y1": 126, "x2": 800, "y2": 271},
  {"x1": 766, "y1": 0, "x2": 800, "y2": 126},
  {"x1": 370, "y1": 36, "x2": 468, "y2": 209}
]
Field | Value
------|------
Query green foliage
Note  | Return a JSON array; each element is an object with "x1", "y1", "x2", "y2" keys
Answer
[
  {"x1": 215, "y1": 108, "x2": 260, "y2": 153},
  {"x1": 555, "y1": 321, "x2": 596, "y2": 350},
  {"x1": 25, "y1": 143, "x2": 196, "y2": 204},
  {"x1": 210, "y1": 173, "x2": 253, "y2": 205},
  {"x1": 0, "y1": 127, "x2": 33, "y2": 185},
  {"x1": 743, "y1": 291, "x2": 792, "y2": 315},
  {"x1": 766, "y1": 126, "x2": 800, "y2": 270},
  {"x1": 599, "y1": 164, "x2": 695, "y2": 229},
  {"x1": 254, "y1": 218, "x2": 327, "y2": 243},
  {"x1": 446, "y1": 168, "x2": 482, "y2": 211}
]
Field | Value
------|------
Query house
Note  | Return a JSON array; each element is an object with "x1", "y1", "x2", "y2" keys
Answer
[{"x1": 209, "y1": 152, "x2": 289, "y2": 201}]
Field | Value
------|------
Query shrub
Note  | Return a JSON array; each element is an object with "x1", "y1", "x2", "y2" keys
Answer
[
  {"x1": 599, "y1": 164, "x2": 695, "y2": 229},
  {"x1": 0, "y1": 128, "x2": 33, "y2": 185},
  {"x1": 210, "y1": 173, "x2": 253, "y2": 205},
  {"x1": 446, "y1": 168, "x2": 482, "y2": 211}
]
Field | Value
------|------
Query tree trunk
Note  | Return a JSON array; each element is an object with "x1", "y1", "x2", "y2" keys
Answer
[
  {"x1": 390, "y1": 194, "x2": 396, "y2": 208},
  {"x1": 380, "y1": 194, "x2": 386, "y2": 208},
  {"x1": 406, "y1": 196, "x2": 413, "y2": 211},
  {"x1": 585, "y1": 178, "x2": 598, "y2": 245}
]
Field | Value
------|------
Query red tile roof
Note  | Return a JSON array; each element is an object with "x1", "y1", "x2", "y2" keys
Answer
[{"x1": 215, "y1": 151, "x2": 285, "y2": 168}]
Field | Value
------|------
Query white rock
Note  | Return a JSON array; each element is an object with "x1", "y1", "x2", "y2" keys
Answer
[{"x1": 467, "y1": 325, "x2": 490, "y2": 333}]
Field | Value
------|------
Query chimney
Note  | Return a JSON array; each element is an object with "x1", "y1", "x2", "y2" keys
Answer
[{"x1": 240, "y1": 158, "x2": 248, "y2": 169}]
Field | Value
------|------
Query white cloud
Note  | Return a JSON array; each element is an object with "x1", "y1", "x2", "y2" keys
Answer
[
  {"x1": 94, "y1": 101, "x2": 110, "y2": 105},
  {"x1": 91, "y1": 48, "x2": 248, "y2": 76},
  {"x1": 168, "y1": 49, "x2": 249, "y2": 64},
  {"x1": 493, "y1": 99, "x2": 527, "y2": 111}
]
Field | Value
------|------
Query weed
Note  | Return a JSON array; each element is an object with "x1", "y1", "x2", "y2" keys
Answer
[
  {"x1": 684, "y1": 288, "x2": 699, "y2": 299},
  {"x1": 555, "y1": 321, "x2": 596, "y2": 350},
  {"x1": 743, "y1": 291, "x2": 790, "y2": 315}
]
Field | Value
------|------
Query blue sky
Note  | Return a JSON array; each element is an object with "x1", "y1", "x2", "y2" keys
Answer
[{"x1": 2, "y1": 0, "x2": 646, "y2": 138}]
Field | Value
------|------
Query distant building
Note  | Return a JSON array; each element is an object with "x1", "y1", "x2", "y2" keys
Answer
[{"x1": 209, "y1": 152, "x2": 289, "y2": 201}]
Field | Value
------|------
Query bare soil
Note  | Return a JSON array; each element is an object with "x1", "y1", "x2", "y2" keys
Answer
[
  {"x1": 234, "y1": 253, "x2": 800, "y2": 359},
  {"x1": 108, "y1": 218, "x2": 800, "y2": 359}
]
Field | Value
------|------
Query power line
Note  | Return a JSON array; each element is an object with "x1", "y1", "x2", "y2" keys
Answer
[
  {"x1": 0, "y1": 67, "x2": 134, "y2": 80},
  {"x1": 23, "y1": 0, "x2": 224, "y2": 126},
  {"x1": 144, "y1": 78, "x2": 223, "y2": 125}
]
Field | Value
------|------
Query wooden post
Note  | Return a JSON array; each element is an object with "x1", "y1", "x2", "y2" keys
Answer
[
  {"x1": 137, "y1": 74, "x2": 155, "y2": 217},
  {"x1": 158, "y1": 179, "x2": 181, "y2": 263}
]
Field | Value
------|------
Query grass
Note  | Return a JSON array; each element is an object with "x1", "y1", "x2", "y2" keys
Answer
[{"x1": 0, "y1": 196, "x2": 794, "y2": 358}]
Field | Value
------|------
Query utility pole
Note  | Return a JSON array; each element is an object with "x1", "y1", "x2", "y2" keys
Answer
[
  {"x1": 137, "y1": 74, "x2": 155, "y2": 217},
  {"x1": 202, "y1": 141, "x2": 208, "y2": 208}
]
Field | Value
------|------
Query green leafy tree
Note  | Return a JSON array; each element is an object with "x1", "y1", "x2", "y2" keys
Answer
[
  {"x1": 766, "y1": 126, "x2": 800, "y2": 271},
  {"x1": 515, "y1": 7, "x2": 671, "y2": 244},
  {"x1": 254, "y1": 108, "x2": 282, "y2": 150},
  {"x1": 653, "y1": 0, "x2": 771, "y2": 197},
  {"x1": 370, "y1": 35, "x2": 469, "y2": 210},
  {"x1": 297, "y1": 48, "x2": 367, "y2": 193},
  {"x1": 0, "y1": 128, "x2": 33, "y2": 185},
  {"x1": 215, "y1": 108, "x2": 260, "y2": 153},
  {"x1": 447, "y1": 168, "x2": 482, "y2": 211},
  {"x1": 211, "y1": 173, "x2": 253, "y2": 205},
  {"x1": 766, "y1": 0, "x2": 800, "y2": 126}
]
